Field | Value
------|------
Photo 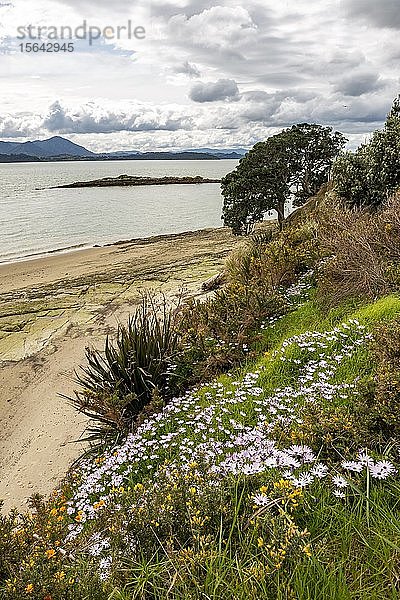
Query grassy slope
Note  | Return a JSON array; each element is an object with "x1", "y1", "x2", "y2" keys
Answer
[
  {"x1": 80, "y1": 294, "x2": 400, "y2": 598},
  {"x1": 251, "y1": 295, "x2": 400, "y2": 600},
  {"x1": 2, "y1": 293, "x2": 399, "y2": 600}
]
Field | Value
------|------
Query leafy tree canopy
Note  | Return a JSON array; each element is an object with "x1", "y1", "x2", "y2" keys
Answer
[
  {"x1": 333, "y1": 95, "x2": 400, "y2": 210},
  {"x1": 221, "y1": 123, "x2": 346, "y2": 235}
]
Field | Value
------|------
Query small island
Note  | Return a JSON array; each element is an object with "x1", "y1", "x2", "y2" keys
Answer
[{"x1": 50, "y1": 174, "x2": 221, "y2": 189}]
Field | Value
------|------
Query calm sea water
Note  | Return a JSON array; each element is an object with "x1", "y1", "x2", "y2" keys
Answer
[{"x1": 0, "y1": 159, "x2": 240, "y2": 263}]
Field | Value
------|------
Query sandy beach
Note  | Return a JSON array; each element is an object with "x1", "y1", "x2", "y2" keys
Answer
[{"x1": 0, "y1": 227, "x2": 239, "y2": 512}]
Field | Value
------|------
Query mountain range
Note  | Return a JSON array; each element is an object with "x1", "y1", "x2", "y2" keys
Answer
[{"x1": 0, "y1": 136, "x2": 246, "y2": 161}]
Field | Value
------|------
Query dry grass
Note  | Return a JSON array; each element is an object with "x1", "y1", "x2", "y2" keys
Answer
[
  {"x1": 225, "y1": 222, "x2": 318, "y2": 291},
  {"x1": 316, "y1": 193, "x2": 400, "y2": 305}
]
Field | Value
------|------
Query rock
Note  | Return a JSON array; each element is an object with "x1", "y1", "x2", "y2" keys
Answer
[
  {"x1": 201, "y1": 272, "x2": 226, "y2": 292},
  {"x1": 51, "y1": 175, "x2": 222, "y2": 189}
]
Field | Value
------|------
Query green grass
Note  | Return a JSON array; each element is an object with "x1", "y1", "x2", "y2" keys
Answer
[
  {"x1": 249, "y1": 293, "x2": 400, "y2": 392},
  {"x1": 107, "y1": 294, "x2": 400, "y2": 599},
  {"x1": 289, "y1": 481, "x2": 400, "y2": 600},
  {"x1": 261, "y1": 293, "x2": 400, "y2": 350},
  {"x1": 2, "y1": 294, "x2": 400, "y2": 600}
]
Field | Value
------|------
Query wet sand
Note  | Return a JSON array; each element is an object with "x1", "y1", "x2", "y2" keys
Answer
[{"x1": 0, "y1": 227, "x2": 239, "y2": 512}]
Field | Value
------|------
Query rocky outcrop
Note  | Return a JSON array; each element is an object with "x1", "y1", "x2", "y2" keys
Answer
[{"x1": 51, "y1": 174, "x2": 221, "y2": 189}]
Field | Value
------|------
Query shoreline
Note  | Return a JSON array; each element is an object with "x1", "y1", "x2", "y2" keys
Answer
[
  {"x1": 0, "y1": 226, "x2": 225, "y2": 270},
  {"x1": 0, "y1": 226, "x2": 240, "y2": 512},
  {"x1": 0, "y1": 242, "x2": 93, "y2": 267}
]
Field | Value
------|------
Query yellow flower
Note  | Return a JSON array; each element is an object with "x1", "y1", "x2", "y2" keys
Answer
[
  {"x1": 45, "y1": 548, "x2": 56, "y2": 559},
  {"x1": 259, "y1": 485, "x2": 268, "y2": 494},
  {"x1": 189, "y1": 487, "x2": 197, "y2": 495},
  {"x1": 257, "y1": 537, "x2": 264, "y2": 548},
  {"x1": 54, "y1": 571, "x2": 65, "y2": 582},
  {"x1": 6, "y1": 578, "x2": 17, "y2": 592},
  {"x1": 303, "y1": 544, "x2": 312, "y2": 558},
  {"x1": 273, "y1": 479, "x2": 293, "y2": 491},
  {"x1": 14, "y1": 528, "x2": 25, "y2": 537},
  {"x1": 25, "y1": 583, "x2": 34, "y2": 594}
]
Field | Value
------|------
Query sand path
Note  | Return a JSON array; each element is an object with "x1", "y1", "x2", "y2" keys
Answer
[{"x1": 0, "y1": 228, "x2": 238, "y2": 512}]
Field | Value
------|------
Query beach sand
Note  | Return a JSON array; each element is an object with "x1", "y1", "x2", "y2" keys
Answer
[{"x1": 0, "y1": 227, "x2": 239, "y2": 512}]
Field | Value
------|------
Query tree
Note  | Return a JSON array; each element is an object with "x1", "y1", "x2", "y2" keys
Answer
[
  {"x1": 221, "y1": 123, "x2": 346, "y2": 234},
  {"x1": 285, "y1": 124, "x2": 347, "y2": 206},
  {"x1": 333, "y1": 95, "x2": 400, "y2": 210}
]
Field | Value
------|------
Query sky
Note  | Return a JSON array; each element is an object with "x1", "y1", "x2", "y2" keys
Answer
[{"x1": 0, "y1": 0, "x2": 399, "y2": 152}]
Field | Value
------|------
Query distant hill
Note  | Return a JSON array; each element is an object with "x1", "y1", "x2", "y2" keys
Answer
[
  {"x1": 34, "y1": 136, "x2": 96, "y2": 157},
  {"x1": 0, "y1": 141, "x2": 17, "y2": 154},
  {"x1": 187, "y1": 147, "x2": 248, "y2": 156},
  {"x1": 0, "y1": 136, "x2": 95, "y2": 158},
  {"x1": 100, "y1": 150, "x2": 244, "y2": 160},
  {"x1": 104, "y1": 148, "x2": 247, "y2": 160},
  {"x1": 117, "y1": 151, "x2": 223, "y2": 161},
  {"x1": 0, "y1": 153, "x2": 43, "y2": 162},
  {"x1": 0, "y1": 136, "x2": 244, "y2": 162}
]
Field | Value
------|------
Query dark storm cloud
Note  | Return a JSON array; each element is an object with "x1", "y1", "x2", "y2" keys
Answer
[
  {"x1": 335, "y1": 71, "x2": 384, "y2": 96},
  {"x1": 189, "y1": 79, "x2": 240, "y2": 102},
  {"x1": 345, "y1": 0, "x2": 400, "y2": 29},
  {"x1": 0, "y1": 115, "x2": 39, "y2": 137}
]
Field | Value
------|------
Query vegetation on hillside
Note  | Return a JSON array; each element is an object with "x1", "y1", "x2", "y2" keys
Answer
[
  {"x1": 333, "y1": 96, "x2": 400, "y2": 209},
  {"x1": 221, "y1": 123, "x2": 346, "y2": 233},
  {"x1": 221, "y1": 95, "x2": 400, "y2": 236}
]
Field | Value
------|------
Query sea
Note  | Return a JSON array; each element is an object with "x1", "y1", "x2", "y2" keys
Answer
[{"x1": 0, "y1": 159, "x2": 240, "y2": 264}]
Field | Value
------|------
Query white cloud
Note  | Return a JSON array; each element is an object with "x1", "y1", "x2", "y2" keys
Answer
[{"x1": 0, "y1": 0, "x2": 399, "y2": 150}]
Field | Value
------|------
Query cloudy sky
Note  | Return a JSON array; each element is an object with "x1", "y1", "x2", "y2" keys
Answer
[{"x1": 0, "y1": 0, "x2": 399, "y2": 152}]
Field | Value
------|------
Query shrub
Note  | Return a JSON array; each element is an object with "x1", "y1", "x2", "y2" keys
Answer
[
  {"x1": 0, "y1": 493, "x2": 108, "y2": 600},
  {"x1": 356, "y1": 318, "x2": 400, "y2": 444},
  {"x1": 316, "y1": 194, "x2": 400, "y2": 305},
  {"x1": 287, "y1": 401, "x2": 369, "y2": 457},
  {"x1": 174, "y1": 288, "x2": 288, "y2": 389},
  {"x1": 68, "y1": 295, "x2": 181, "y2": 445},
  {"x1": 333, "y1": 94, "x2": 400, "y2": 210},
  {"x1": 288, "y1": 316, "x2": 400, "y2": 454},
  {"x1": 173, "y1": 223, "x2": 318, "y2": 390},
  {"x1": 225, "y1": 221, "x2": 318, "y2": 290},
  {"x1": 66, "y1": 466, "x2": 311, "y2": 599}
]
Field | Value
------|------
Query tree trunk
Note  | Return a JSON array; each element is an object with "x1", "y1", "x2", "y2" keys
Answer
[{"x1": 277, "y1": 199, "x2": 285, "y2": 230}]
